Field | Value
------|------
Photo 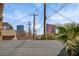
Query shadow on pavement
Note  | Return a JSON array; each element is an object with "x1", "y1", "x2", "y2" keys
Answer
[{"x1": 57, "y1": 46, "x2": 68, "y2": 56}]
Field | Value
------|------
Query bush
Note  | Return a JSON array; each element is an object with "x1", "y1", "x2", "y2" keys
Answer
[{"x1": 38, "y1": 33, "x2": 56, "y2": 40}]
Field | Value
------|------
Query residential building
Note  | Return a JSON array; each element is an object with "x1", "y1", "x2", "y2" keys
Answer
[{"x1": 2, "y1": 22, "x2": 16, "y2": 40}]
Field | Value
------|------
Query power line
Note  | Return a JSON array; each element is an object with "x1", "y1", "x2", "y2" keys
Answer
[
  {"x1": 28, "y1": 5, "x2": 43, "y2": 16},
  {"x1": 46, "y1": 4, "x2": 69, "y2": 19},
  {"x1": 47, "y1": 6, "x2": 74, "y2": 23},
  {"x1": 22, "y1": 4, "x2": 43, "y2": 22}
]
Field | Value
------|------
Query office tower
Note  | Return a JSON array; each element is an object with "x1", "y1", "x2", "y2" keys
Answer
[{"x1": 17, "y1": 25, "x2": 24, "y2": 32}]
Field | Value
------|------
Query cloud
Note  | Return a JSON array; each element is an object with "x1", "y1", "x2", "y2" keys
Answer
[
  {"x1": 4, "y1": 10, "x2": 28, "y2": 22},
  {"x1": 36, "y1": 26, "x2": 43, "y2": 35},
  {"x1": 4, "y1": 3, "x2": 79, "y2": 35}
]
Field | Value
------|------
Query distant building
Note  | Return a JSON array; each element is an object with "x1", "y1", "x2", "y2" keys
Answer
[
  {"x1": 16, "y1": 25, "x2": 38, "y2": 40},
  {"x1": 46, "y1": 24, "x2": 56, "y2": 34},
  {"x1": 2, "y1": 30, "x2": 16, "y2": 40},
  {"x1": 2, "y1": 22, "x2": 15, "y2": 40},
  {"x1": 17, "y1": 25, "x2": 24, "y2": 32}
]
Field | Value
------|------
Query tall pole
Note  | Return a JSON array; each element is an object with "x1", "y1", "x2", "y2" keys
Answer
[
  {"x1": 33, "y1": 14, "x2": 35, "y2": 40},
  {"x1": 33, "y1": 14, "x2": 38, "y2": 40},
  {"x1": 28, "y1": 21, "x2": 31, "y2": 39},
  {"x1": 44, "y1": 3, "x2": 46, "y2": 34}
]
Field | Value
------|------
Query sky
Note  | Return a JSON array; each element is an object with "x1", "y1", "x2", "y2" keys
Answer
[{"x1": 3, "y1": 3, "x2": 79, "y2": 35}]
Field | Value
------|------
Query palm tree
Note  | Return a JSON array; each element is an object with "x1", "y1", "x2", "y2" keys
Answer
[{"x1": 55, "y1": 23, "x2": 79, "y2": 55}]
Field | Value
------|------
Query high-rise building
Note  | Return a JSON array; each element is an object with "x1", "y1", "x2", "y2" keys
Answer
[
  {"x1": 46, "y1": 24, "x2": 56, "y2": 34},
  {"x1": 16, "y1": 25, "x2": 25, "y2": 40},
  {"x1": 17, "y1": 25, "x2": 24, "y2": 32}
]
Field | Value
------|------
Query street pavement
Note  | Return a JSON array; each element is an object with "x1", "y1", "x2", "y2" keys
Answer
[{"x1": 0, "y1": 40, "x2": 67, "y2": 56}]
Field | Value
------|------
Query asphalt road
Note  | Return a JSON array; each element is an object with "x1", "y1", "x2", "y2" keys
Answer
[{"x1": 0, "y1": 40, "x2": 67, "y2": 56}]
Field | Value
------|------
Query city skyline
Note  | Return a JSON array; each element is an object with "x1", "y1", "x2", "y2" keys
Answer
[{"x1": 3, "y1": 3, "x2": 79, "y2": 35}]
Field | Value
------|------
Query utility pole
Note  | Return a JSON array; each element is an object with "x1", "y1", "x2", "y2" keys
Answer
[
  {"x1": 33, "y1": 14, "x2": 38, "y2": 40},
  {"x1": 27, "y1": 21, "x2": 31, "y2": 39},
  {"x1": 44, "y1": 3, "x2": 46, "y2": 34}
]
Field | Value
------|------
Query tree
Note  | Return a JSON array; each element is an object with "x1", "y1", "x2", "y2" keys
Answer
[
  {"x1": 2, "y1": 22, "x2": 13, "y2": 30},
  {"x1": 55, "y1": 23, "x2": 79, "y2": 55}
]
